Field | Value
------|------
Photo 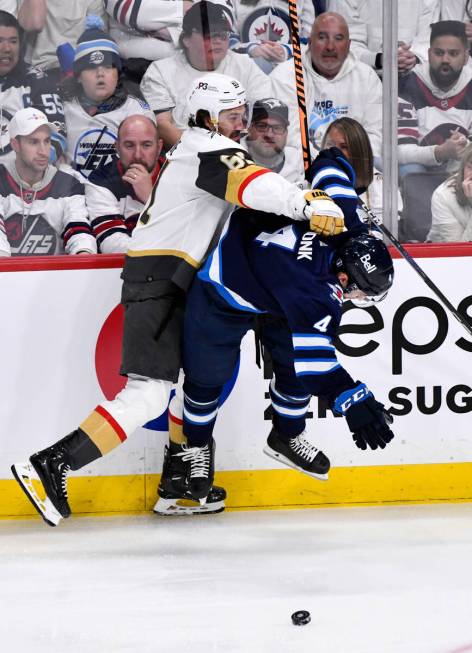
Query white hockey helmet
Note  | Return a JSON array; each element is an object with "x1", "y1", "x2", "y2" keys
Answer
[{"x1": 186, "y1": 72, "x2": 247, "y2": 128}]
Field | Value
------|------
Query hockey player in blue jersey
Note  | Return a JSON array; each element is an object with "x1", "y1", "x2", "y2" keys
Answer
[
  {"x1": 155, "y1": 145, "x2": 396, "y2": 504},
  {"x1": 174, "y1": 213, "x2": 395, "y2": 502}
]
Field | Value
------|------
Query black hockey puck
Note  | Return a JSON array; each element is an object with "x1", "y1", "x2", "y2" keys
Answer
[{"x1": 291, "y1": 610, "x2": 311, "y2": 626}]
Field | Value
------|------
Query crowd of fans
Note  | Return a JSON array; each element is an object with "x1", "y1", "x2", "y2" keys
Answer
[{"x1": 0, "y1": 0, "x2": 471, "y2": 257}]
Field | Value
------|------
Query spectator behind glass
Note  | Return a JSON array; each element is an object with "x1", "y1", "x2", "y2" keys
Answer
[
  {"x1": 140, "y1": 0, "x2": 272, "y2": 147},
  {"x1": 22, "y1": 0, "x2": 108, "y2": 82},
  {"x1": 270, "y1": 11, "x2": 382, "y2": 180},
  {"x1": 1, "y1": 0, "x2": 46, "y2": 33},
  {"x1": 105, "y1": 0, "x2": 194, "y2": 83},
  {"x1": 440, "y1": 1, "x2": 472, "y2": 49},
  {"x1": 0, "y1": 10, "x2": 66, "y2": 164},
  {"x1": 230, "y1": 0, "x2": 314, "y2": 73},
  {"x1": 321, "y1": 116, "x2": 403, "y2": 224},
  {"x1": 61, "y1": 16, "x2": 155, "y2": 179},
  {"x1": 86, "y1": 114, "x2": 165, "y2": 253},
  {"x1": 0, "y1": 107, "x2": 96, "y2": 256},
  {"x1": 244, "y1": 98, "x2": 302, "y2": 182},
  {"x1": 398, "y1": 20, "x2": 472, "y2": 177},
  {"x1": 428, "y1": 142, "x2": 472, "y2": 240},
  {"x1": 327, "y1": 0, "x2": 440, "y2": 74}
]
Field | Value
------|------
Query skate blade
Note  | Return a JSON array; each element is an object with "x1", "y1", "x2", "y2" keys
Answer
[
  {"x1": 11, "y1": 462, "x2": 62, "y2": 527},
  {"x1": 153, "y1": 496, "x2": 225, "y2": 516},
  {"x1": 263, "y1": 446, "x2": 329, "y2": 482}
]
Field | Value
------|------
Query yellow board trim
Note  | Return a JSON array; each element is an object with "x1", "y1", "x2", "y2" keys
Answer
[
  {"x1": 126, "y1": 249, "x2": 200, "y2": 268},
  {"x1": 3, "y1": 462, "x2": 472, "y2": 518}
]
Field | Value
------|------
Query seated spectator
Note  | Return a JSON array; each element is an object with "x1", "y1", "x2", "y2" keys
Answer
[
  {"x1": 61, "y1": 16, "x2": 155, "y2": 179},
  {"x1": 105, "y1": 0, "x2": 193, "y2": 83},
  {"x1": 0, "y1": 107, "x2": 96, "y2": 256},
  {"x1": 398, "y1": 20, "x2": 472, "y2": 177},
  {"x1": 87, "y1": 114, "x2": 165, "y2": 253},
  {"x1": 140, "y1": 0, "x2": 272, "y2": 147},
  {"x1": 321, "y1": 116, "x2": 403, "y2": 223},
  {"x1": 230, "y1": 0, "x2": 314, "y2": 73},
  {"x1": 0, "y1": 10, "x2": 65, "y2": 165},
  {"x1": 244, "y1": 98, "x2": 301, "y2": 182},
  {"x1": 270, "y1": 11, "x2": 382, "y2": 171},
  {"x1": 22, "y1": 0, "x2": 109, "y2": 83},
  {"x1": 327, "y1": 0, "x2": 440, "y2": 74},
  {"x1": 428, "y1": 142, "x2": 472, "y2": 240}
]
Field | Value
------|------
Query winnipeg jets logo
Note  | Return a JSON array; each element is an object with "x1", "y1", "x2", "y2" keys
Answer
[
  {"x1": 328, "y1": 283, "x2": 343, "y2": 305},
  {"x1": 243, "y1": 7, "x2": 290, "y2": 44},
  {"x1": 90, "y1": 51, "x2": 105, "y2": 65}
]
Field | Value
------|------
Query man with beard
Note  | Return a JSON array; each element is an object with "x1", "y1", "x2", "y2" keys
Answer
[
  {"x1": 86, "y1": 115, "x2": 165, "y2": 253},
  {"x1": 398, "y1": 20, "x2": 472, "y2": 175},
  {"x1": 244, "y1": 98, "x2": 301, "y2": 183}
]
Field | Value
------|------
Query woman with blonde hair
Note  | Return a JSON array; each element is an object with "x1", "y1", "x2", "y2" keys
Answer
[
  {"x1": 428, "y1": 143, "x2": 472, "y2": 241},
  {"x1": 321, "y1": 116, "x2": 396, "y2": 223}
]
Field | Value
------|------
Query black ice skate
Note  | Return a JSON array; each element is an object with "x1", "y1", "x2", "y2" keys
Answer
[
  {"x1": 263, "y1": 428, "x2": 330, "y2": 481},
  {"x1": 154, "y1": 440, "x2": 224, "y2": 516},
  {"x1": 11, "y1": 432, "x2": 75, "y2": 527}
]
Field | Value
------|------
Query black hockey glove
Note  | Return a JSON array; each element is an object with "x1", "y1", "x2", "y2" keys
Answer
[{"x1": 333, "y1": 383, "x2": 394, "y2": 450}]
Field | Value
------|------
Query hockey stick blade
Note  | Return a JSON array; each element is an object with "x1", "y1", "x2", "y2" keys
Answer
[
  {"x1": 11, "y1": 462, "x2": 62, "y2": 527},
  {"x1": 359, "y1": 199, "x2": 472, "y2": 337}
]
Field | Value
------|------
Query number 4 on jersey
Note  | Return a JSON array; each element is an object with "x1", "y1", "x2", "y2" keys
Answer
[
  {"x1": 255, "y1": 225, "x2": 297, "y2": 251},
  {"x1": 313, "y1": 315, "x2": 332, "y2": 332}
]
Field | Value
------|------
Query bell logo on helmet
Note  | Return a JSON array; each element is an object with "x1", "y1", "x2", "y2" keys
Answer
[{"x1": 360, "y1": 253, "x2": 377, "y2": 274}]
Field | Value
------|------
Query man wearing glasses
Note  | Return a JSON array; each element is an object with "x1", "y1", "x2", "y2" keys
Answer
[
  {"x1": 245, "y1": 98, "x2": 302, "y2": 183},
  {"x1": 140, "y1": 0, "x2": 272, "y2": 147}
]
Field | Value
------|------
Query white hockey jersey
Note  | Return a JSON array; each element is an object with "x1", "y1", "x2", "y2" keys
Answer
[
  {"x1": 125, "y1": 126, "x2": 307, "y2": 290},
  {"x1": 63, "y1": 95, "x2": 155, "y2": 179},
  {"x1": 0, "y1": 159, "x2": 96, "y2": 256},
  {"x1": 398, "y1": 63, "x2": 472, "y2": 170}
]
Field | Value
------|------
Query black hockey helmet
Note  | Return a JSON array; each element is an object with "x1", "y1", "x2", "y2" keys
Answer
[{"x1": 333, "y1": 233, "x2": 394, "y2": 305}]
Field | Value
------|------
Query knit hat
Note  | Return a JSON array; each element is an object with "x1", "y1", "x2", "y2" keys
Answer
[
  {"x1": 182, "y1": 1, "x2": 232, "y2": 36},
  {"x1": 252, "y1": 98, "x2": 290, "y2": 126},
  {"x1": 74, "y1": 15, "x2": 122, "y2": 76}
]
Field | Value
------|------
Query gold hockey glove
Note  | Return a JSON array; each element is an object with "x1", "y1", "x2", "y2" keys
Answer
[{"x1": 292, "y1": 189, "x2": 345, "y2": 236}]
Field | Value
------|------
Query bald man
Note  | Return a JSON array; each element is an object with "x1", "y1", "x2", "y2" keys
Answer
[
  {"x1": 86, "y1": 115, "x2": 164, "y2": 253},
  {"x1": 270, "y1": 11, "x2": 382, "y2": 174}
]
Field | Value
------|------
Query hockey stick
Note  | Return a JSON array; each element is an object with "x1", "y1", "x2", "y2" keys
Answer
[
  {"x1": 286, "y1": 1, "x2": 472, "y2": 337},
  {"x1": 287, "y1": 0, "x2": 311, "y2": 178},
  {"x1": 358, "y1": 200, "x2": 472, "y2": 335}
]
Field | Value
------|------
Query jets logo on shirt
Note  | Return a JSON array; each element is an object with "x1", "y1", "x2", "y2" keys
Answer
[
  {"x1": 74, "y1": 127, "x2": 117, "y2": 178},
  {"x1": 241, "y1": 7, "x2": 291, "y2": 44},
  {"x1": 5, "y1": 213, "x2": 58, "y2": 256}
]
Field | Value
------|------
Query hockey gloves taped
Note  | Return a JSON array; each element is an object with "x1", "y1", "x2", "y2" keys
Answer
[
  {"x1": 292, "y1": 189, "x2": 345, "y2": 236},
  {"x1": 333, "y1": 382, "x2": 394, "y2": 450}
]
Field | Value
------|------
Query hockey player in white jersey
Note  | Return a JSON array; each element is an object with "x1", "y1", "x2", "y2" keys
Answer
[{"x1": 11, "y1": 72, "x2": 345, "y2": 526}]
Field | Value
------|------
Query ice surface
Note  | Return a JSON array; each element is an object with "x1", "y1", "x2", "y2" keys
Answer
[{"x1": 1, "y1": 504, "x2": 472, "y2": 653}]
